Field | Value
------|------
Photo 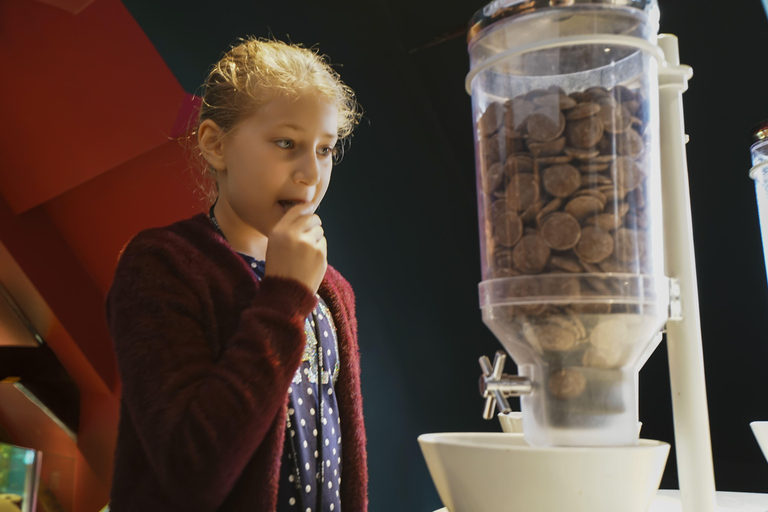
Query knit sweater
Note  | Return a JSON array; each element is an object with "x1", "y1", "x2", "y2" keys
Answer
[{"x1": 106, "y1": 213, "x2": 368, "y2": 512}]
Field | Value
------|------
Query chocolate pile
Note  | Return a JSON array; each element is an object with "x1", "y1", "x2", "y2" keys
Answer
[
  {"x1": 477, "y1": 85, "x2": 658, "y2": 405},
  {"x1": 479, "y1": 85, "x2": 651, "y2": 282}
]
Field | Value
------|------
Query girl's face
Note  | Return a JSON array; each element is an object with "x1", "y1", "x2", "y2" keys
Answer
[{"x1": 217, "y1": 93, "x2": 339, "y2": 238}]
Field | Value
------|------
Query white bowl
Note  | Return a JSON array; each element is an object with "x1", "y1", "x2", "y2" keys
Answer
[
  {"x1": 750, "y1": 421, "x2": 768, "y2": 464},
  {"x1": 418, "y1": 432, "x2": 670, "y2": 512}
]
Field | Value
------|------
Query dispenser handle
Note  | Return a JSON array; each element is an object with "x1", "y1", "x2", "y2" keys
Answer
[{"x1": 478, "y1": 351, "x2": 531, "y2": 420}]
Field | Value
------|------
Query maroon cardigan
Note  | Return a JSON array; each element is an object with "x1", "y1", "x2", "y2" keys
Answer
[{"x1": 106, "y1": 213, "x2": 368, "y2": 512}]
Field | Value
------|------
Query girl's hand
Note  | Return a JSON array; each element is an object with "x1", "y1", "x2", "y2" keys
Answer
[{"x1": 264, "y1": 205, "x2": 327, "y2": 294}]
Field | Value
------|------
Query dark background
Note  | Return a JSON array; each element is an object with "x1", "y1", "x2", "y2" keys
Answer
[{"x1": 122, "y1": 0, "x2": 768, "y2": 509}]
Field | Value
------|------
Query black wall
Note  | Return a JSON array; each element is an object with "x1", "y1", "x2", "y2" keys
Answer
[{"x1": 124, "y1": 0, "x2": 768, "y2": 509}]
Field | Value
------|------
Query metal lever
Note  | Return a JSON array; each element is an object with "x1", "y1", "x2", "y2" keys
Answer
[{"x1": 479, "y1": 350, "x2": 532, "y2": 420}]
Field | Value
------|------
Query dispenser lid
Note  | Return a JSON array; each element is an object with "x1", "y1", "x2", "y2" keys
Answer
[{"x1": 468, "y1": 0, "x2": 657, "y2": 44}]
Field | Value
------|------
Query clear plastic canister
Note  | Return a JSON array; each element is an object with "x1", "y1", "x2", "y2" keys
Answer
[
  {"x1": 749, "y1": 121, "x2": 768, "y2": 282},
  {"x1": 468, "y1": 0, "x2": 669, "y2": 446}
]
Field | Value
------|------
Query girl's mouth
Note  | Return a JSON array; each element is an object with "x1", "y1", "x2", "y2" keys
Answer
[{"x1": 278, "y1": 200, "x2": 304, "y2": 212}]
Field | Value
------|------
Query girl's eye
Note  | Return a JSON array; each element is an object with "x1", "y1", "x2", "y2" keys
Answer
[
  {"x1": 318, "y1": 147, "x2": 333, "y2": 156},
  {"x1": 275, "y1": 140, "x2": 294, "y2": 149}
]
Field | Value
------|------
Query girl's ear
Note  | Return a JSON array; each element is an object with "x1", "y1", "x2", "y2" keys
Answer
[{"x1": 198, "y1": 119, "x2": 227, "y2": 172}]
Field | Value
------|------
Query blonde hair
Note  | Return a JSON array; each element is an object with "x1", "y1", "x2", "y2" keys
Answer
[{"x1": 193, "y1": 37, "x2": 361, "y2": 202}]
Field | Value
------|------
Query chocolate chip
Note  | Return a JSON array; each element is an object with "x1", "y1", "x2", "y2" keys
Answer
[
  {"x1": 565, "y1": 195, "x2": 604, "y2": 219},
  {"x1": 493, "y1": 211, "x2": 524, "y2": 247},
  {"x1": 614, "y1": 227, "x2": 641, "y2": 263},
  {"x1": 611, "y1": 156, "x2": 644, "y2": 192},
  {"x1": 616, "y1": 129, "x2": 644, "y2": 158},
  {"x1": 543, "y1": 164, "x2": 581, "y2": 197},
  {"x1": 484, "y1": 162, "x2": 504, "y2": 193},
  {"x1": 612, "y1": 85, "x2": 636, "y2": 103},
  {"x1": 479, "y1": 102, "x2": 505, "y2": 137},
  {"x1": 580, "y1": 173, "x2": 612, "y2": 187},
  {"x1": 549, "y1": 256, "x2": 584, "y2": 273},
  {"x1": 512, "y1": 234, "x2": 551, "y2": 274},
  {"x1": 564, "y1": 147, "x2": 600, "y2": 160},
  {"x1": 548, "y1": 368, "x2": 587, "y2": 400},
  {"x1": 536, "y1": 155, "x2": 573, "y2": 165},
  {"x1": 566, "y1": 116, "x2": 605, "y2": 148},
  {"x1": 574, "y1": 226, "x2": 614, "y2": 263},
  {"x1": 605, "y1": 201, "x2": 630, "y2": 217},
  {"x1": 585, "y1": 213, "x2": 623, "y2": 231},
  {"x1": 534, "y1": 324, "x2": 578, "y2": 351},
  {"x1": 527, "y1": 137, "x2": 566, "y2": 157},
  {"x1": 490, "y1": 198, "x2": 508, "y2": 221},
  {"x1": 527, "y1": 109, "x2": 566, "y2": 141},
  {"x1": 598, "y1": 103, "x2": 632, "y2": 134},
  {"x1": 572, "y1": 189, "x2": 608, "y2": 206},
  {"x1": 519, "y1": 200, "x2": 543, "y2": 223},
  {"x1": 506, "y1": 173, "x2": 540, "y2": 211},
  {"x1": 579, "y1": 163, "x2": 611, "y2": 173},
  {"x1": 566, "y1": 102, "x2": 601, "y2": 120},
  {"x1": 481, "y1": 133, "x2": 503, "y2": 165},
  {"x1": 505, "y1": 155, "x2": 535, "y2": 176},
  {"x1": 507, "y1": 99, "x2": 536, "y2": 132},
  {"x1": 541, "y1": 212, "x2": 581, "y2": 250},
  {"x1": 493, "y1": 246, "x2": 515, "y2": 271}
]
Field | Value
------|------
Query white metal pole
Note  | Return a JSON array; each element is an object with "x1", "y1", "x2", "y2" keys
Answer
[{"x1": 657, "y1": 33, "x2": 717, "y2": 512}]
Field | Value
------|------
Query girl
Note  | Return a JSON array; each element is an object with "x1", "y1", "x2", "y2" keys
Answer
[{"x1": 106, "y1": 38, "x2": 367, "y2": 512}]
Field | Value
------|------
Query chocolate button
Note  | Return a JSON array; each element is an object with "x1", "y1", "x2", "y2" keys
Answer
[
  {"x1": 479, "y1": 102, "x2": 505, "y2": 137},
  {"x1": 565, "y1": 195, "x2": 604, "y2": 219},
  {"x1": 612, "y1": 85, "x2": 636, "y2": 103},
  {"x1": 548, "y1": 368, "x2": 586, "y2": 400},
  {"x1": 512, "y1": 234, "x2": 551, "y2": 274},
  {"x1": 564, "y1": 147, "x2": 600, "y2": 160},
  {"x1": 566, "y1": 116, "x2": 605, "y2": 148},
  {"x1": 549, "y1": 256, "x2": 584, "y2": 273},
  {"x1": 527, "y1": 110, "x2": 566, "y2": 141},
  {"x1": 535, "y1": 325, "x2": 577, "y2": 351},
  {"x1": 616, "y1": 129, "x2": 644, "y2": 158},
  {"x1": 598, "y1": 103, "x2": 632, "y2": 134},
  {"x1": 507, "y1": 99, "x2": 536, "y2": 131},
  {"x1": 611, "y1": 156, "x2": 644, "y2": 192},
  {"x1": 614, "y1": 227, "x2": 641, "y2": 263},
  {"x1": 520, "y1": 200, "x2": 544, "y2": 223},
  {"x1": 490, "y1": 198, "x2": 508, "y2": 221},
  {"x1": 574, "y1": 226, "x2": 614, "y2": 263},
  {"x1": 585, "y1": 213, "x2": 623, "y2": 231},
  {"x1": 541, "y1": 212, "x2": 581, "y2": 250},
  {"x1": 484, "y1": 162, "x2": 504, "y2": 193},
  {"x1": 493, "y1": 211, "x2": 524, "y2": 247},
  {"x1": 580, "y1": 173, "x2": 612, "y2": 187},
  {"x1": 543, "y1": 164, "x2": 581, "y2": 197},
  {"x1": 505, "y1": 155, "x2": 535, "y2": 176},
  {"x1": 527, "y1": 137, "x2": 566, "y2": 157},
  {"x1": 565, "y1": 102, "x2": 601, "y2": 120},
  {"x1": 481, "y1": 134, "x2": 502, "y2": 165},
  {"x1": 506, "y1": 173, "x2": 540, "y2": 211}
]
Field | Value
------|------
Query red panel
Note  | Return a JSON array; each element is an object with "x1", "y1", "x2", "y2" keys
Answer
[
  {"x1": 45, "y1": 139, "x2": 206, "y2": 296},
  {"x1": 0, "y1": 0, "x2": 186, "y2": 213},
  {"x1": 32, "y1": 0, "x2": 97, "y2": 14},
  {"x1": 0, "y1": 196, "x2": 117, "y2": 390}
]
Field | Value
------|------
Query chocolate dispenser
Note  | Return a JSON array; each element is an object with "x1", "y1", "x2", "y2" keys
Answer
[{"x1": 420, "y1": 1, "x2": 717, "y2": 511}]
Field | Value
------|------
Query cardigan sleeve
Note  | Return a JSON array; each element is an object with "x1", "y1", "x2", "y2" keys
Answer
[{"x1": 106, "y1": 231, "x2": 317, "y2": 511}]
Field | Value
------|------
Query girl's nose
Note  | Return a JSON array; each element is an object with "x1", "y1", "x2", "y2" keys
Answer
[{"x1": 295, "y1": 151, "x2": 321, "y2": 186}]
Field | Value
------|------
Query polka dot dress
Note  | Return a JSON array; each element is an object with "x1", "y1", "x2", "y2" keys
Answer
[
  {"x1": 210, "y1": 209, "x2": 343, "y2": 511},
  {"x1": 275, "y1": 299, "x2": 342, "y2": 512}
]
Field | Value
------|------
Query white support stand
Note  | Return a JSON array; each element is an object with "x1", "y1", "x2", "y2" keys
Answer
[{"x1": 657, "y1": 33, "x2": 717, "y2": 512}]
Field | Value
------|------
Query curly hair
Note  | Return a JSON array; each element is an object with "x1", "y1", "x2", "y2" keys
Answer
[{"x1": 192, "y1": 37, "x2": 361, "y2": 203}]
